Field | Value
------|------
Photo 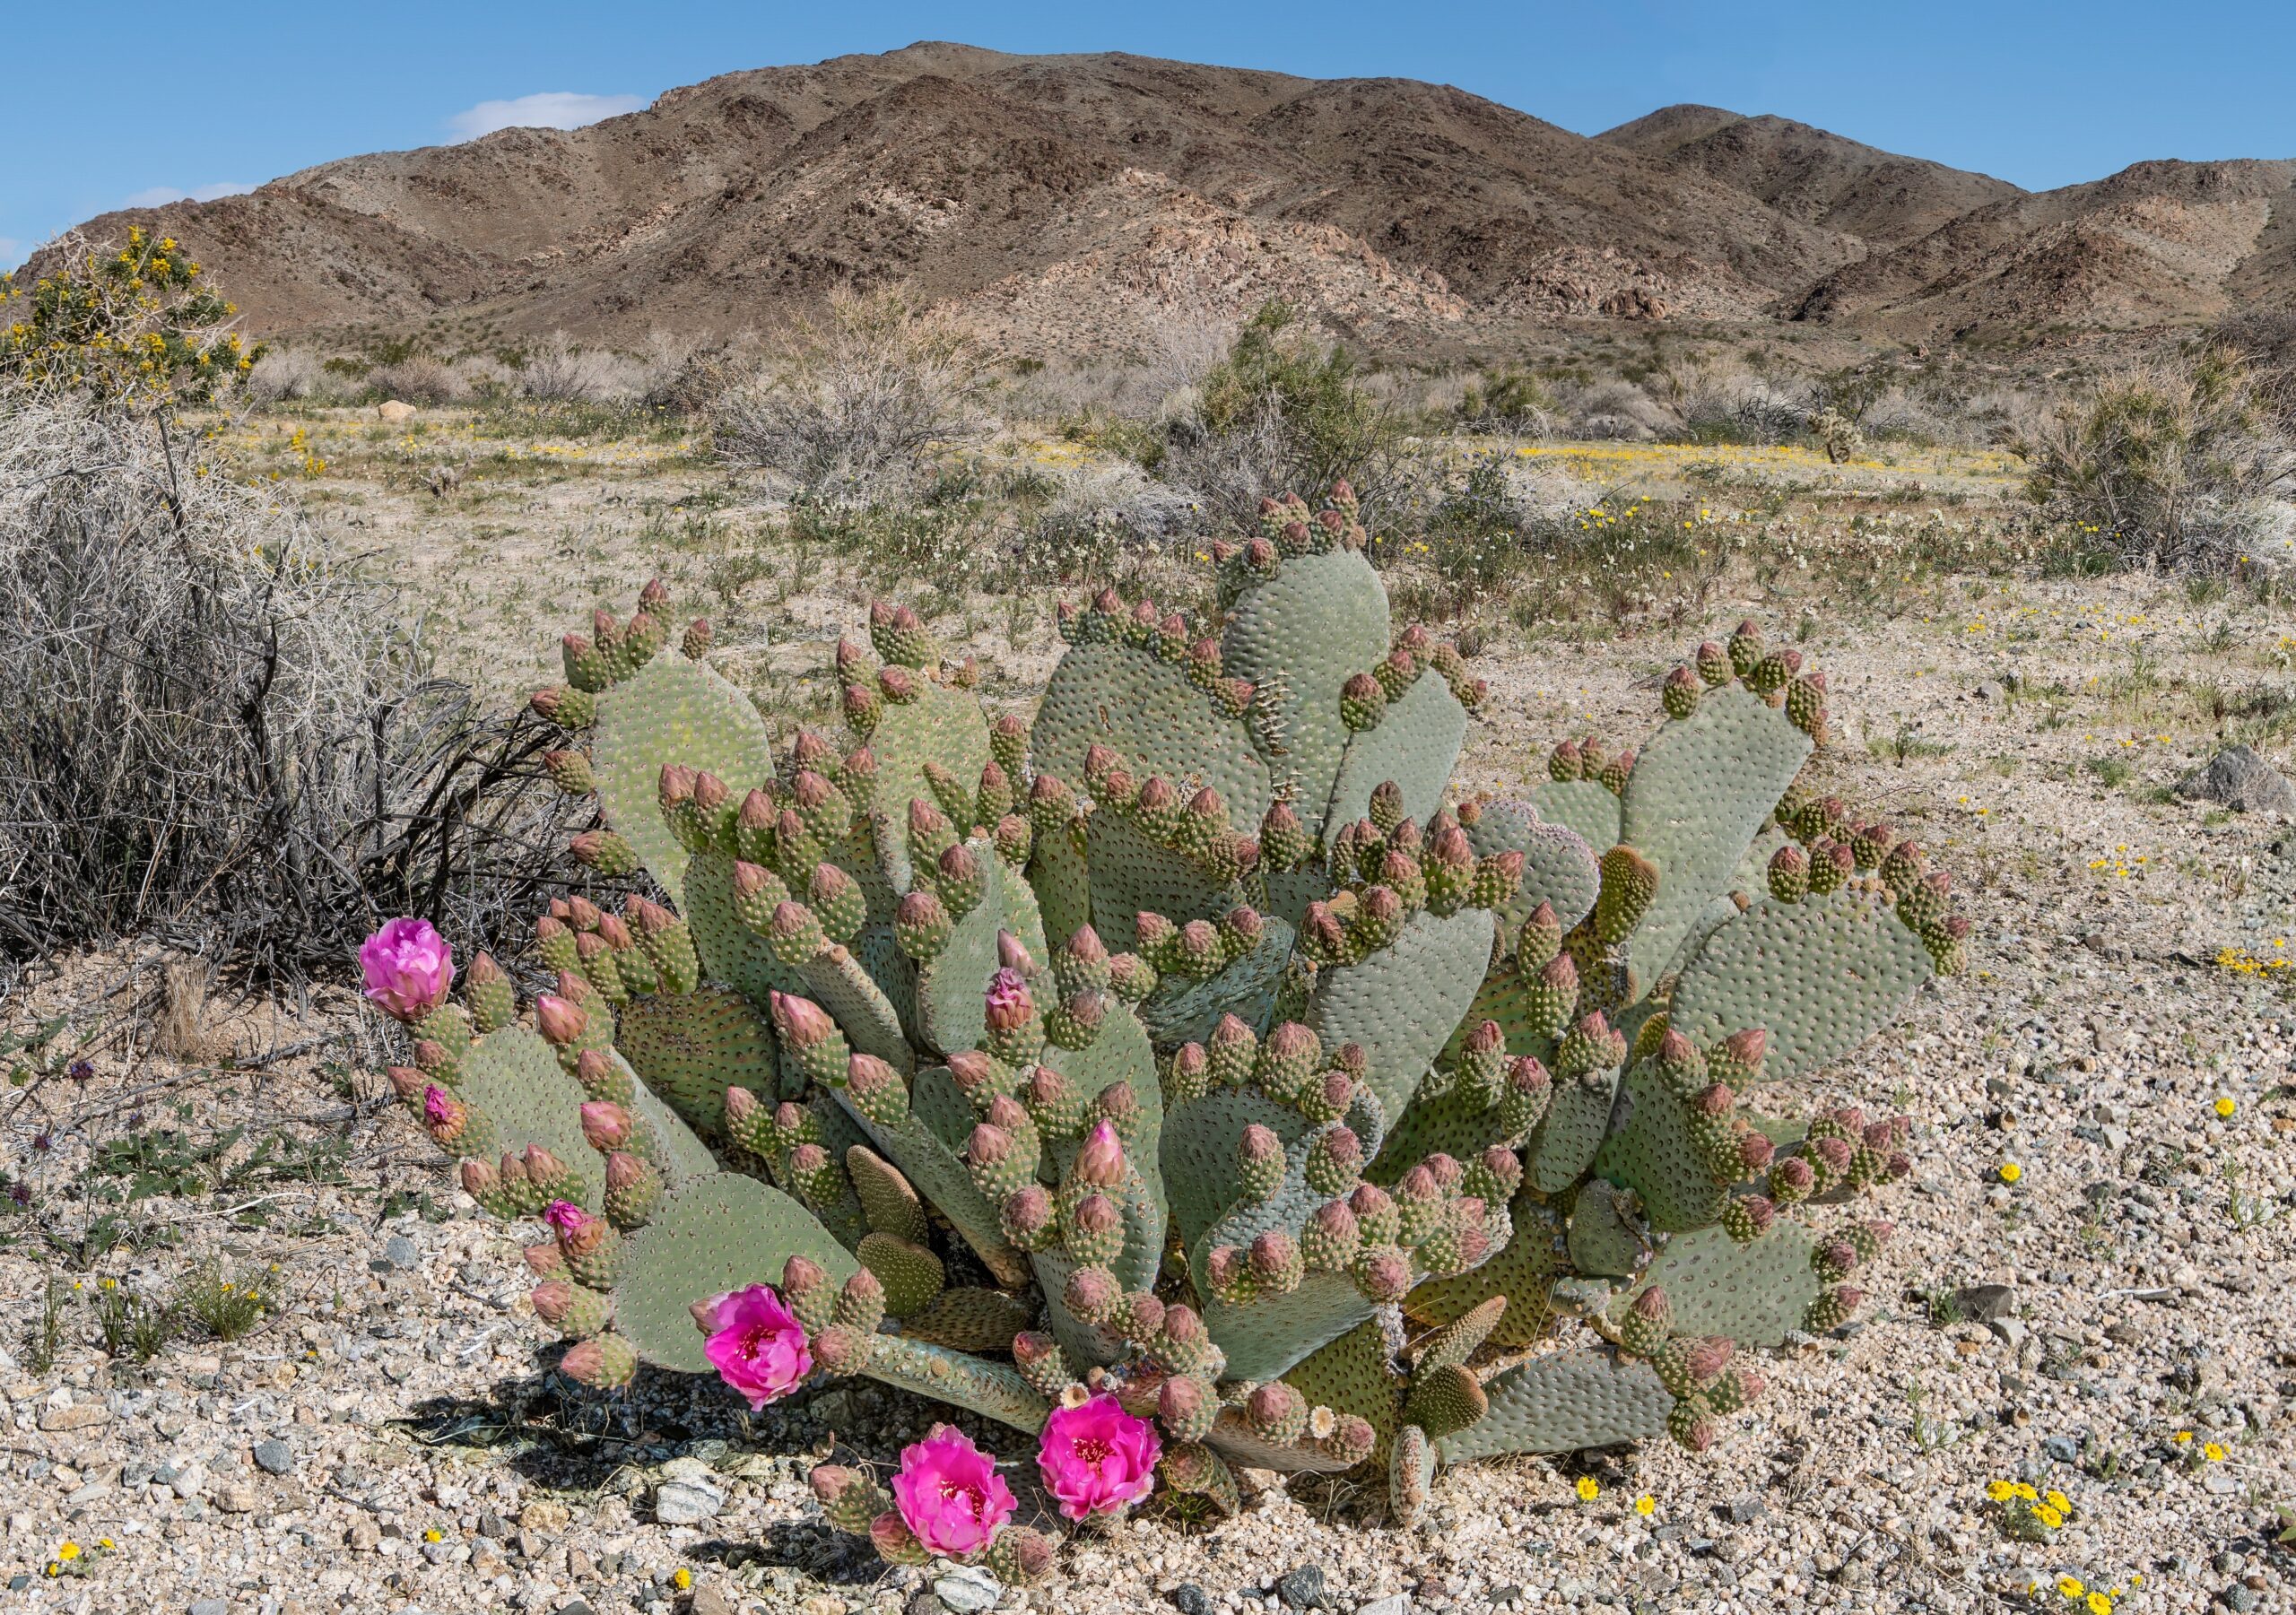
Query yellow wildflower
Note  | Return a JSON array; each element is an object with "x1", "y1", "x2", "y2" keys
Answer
[
  {"x1": 1635, "y1": 1494, "x2": 1656, "y2": 1516},
  {"x1": 2046, "y1": 1489, "x2": 2070, "y2": 1514},
  {"x1": 2058, "y1": 1576, "x2": 2085, "y2": 1598},
  {"x1": 2174, "y1": 1429, "x2": 2193, "y2": 1445},
  {"x1": 2214, "y1": 1098, "x2": 2236, "y2": 1117},
  {"x1": 2086, "y1": 1595, "x2": 2112, "y2": 1615},
  {"x1": 673, "y1": 1567, "x2": 692, "y2": 1591},
  {"x1": 2012, "y1": 1482, "x2": 2037, "y2": 1501},
  {"x1": 2204, "y1": 1441, "x2": 2226, "y2": 1462},
  {"x1": 1998, "y1": 1161, "x2": 2022, "y2": 1184},
  {"x1": 1575, "y1": 1476, "x2": 1600, "y2": 1501},
  {"x1": 2034, "y1": 1504, "x2": 2063, "y2": 1529},
  {"x1": 1986, "y1": 1480, "x2": 2015, "y2": 1501},
  {"x1": 57, "y1": 1542, "x2": 80, "y2": 1560}
]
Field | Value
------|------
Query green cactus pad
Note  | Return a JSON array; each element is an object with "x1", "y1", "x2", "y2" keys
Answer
[
  {"x1": 1565, "y1": 1179, "x2": 1647, "y2": 1278},
  {"x1": 614, "y1": 985, "x2": 778, "y2": 1139},
  {"x1": 1135, "y1": 917, "x2": 1296, "y2": 1046},
  {"x1": 1308, "y1": 906, "x2": 1495, "y2": 1129},
  {"x1": 592, "y1": 657, "x2": 778, "y2": 890},
  {"x1": 1434, "y1": 1348, "x2": 1673, "y2": 1461},
  {"x1": 858, "y1": 1333, "x2": 1051, "y2": 1433},
  {"x1": 1162, "y1": 1088, "x2": 1300, "y2": 1254},
  {"x1": 683, "y1": 850, "x2": 812, "y2": 1006},
  {"x1": 458, "y1": 1026, "x2": 599, "y2": 1209},
  {"x1": 900, "y1": 1286, "x2": 1033, "y2": 1355},
  {"x1": 1039, "y1": 1009, "x2": 1166, "y2": 1219},
  {"x1": 867, "y1": 681, "x2": 992, "y2": 852},
  {"x1": 1406, "y1": 1194, "x2": 1567, "y2": 1349},
  {"x1": 1082, "y1": 814, "x2": 1240, "y2": 955},
  {"x1": 1527, "y1": 779, "x2": 1622, "y2": 852},
  {"x1": 1282, "y1": 1317, "x2": 1404, "y2": 1451},
  {"x1": 1528, "y1": 1066, "x2": 1620, "y2": 1194},
  {"x1": 1591, "y1": 1061, "x2": 1726, "y2": 1231},
  {"x1": 841, "y1": 1102, "x2": 1028, "y2": 1289},
  {"x1": 1205, "y1": 1402, "x2": 1365, "y2": 1475},
  {"x1": 1323, "y1": 673, "x2": 1468, "y2": 836},
  {"x1": 1390, "y1": 1422, "x2": 1438, "y2": 1522},
  {"x1": 1608, "y1": 1221, "x2": 1818, "y2": 1348},
  {"x1": 1032, "y1": 640, "x2": 1274, "y2": 830},
  {"x1": 803, "y1": 948, "x2": 915, "y2": 1073},
  {"x1": 615, "y1": 1051, "x2": 721, "y2": 1185},
  {"x1": 916, "y1": 851, "x2": 1048, "y2": 1057},
  {"x1": 1666, "y1": 890, "x2": 1935, "y2": 1083},
  {"x1": 1367, "y1": 1081, "x2": 1504, "y2": 1185},
  {"x1": 1024, "y1": 821, "x2": 1092, "y2": 954},
  {"x1": 1619, "y1": 686, "x2": 1812, "y2": 989},
  {"x1": 1205, "y1": 1270, "x2": 1380, "y2": 1385},
  {"x1": 1220, "y1": 548, "x2": 1389, "y2": 835},
  {"x1": 613, "y1": 1171, "x2": 858, "y2": 1372},
  {"x1": 1464, "y1": 801, "x2": 1601, "y2": 934}
]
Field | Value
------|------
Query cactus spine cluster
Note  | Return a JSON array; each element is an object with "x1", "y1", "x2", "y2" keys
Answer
[{"x1": 385, "y1": 482, "x2": 1962, "y2": 1564}]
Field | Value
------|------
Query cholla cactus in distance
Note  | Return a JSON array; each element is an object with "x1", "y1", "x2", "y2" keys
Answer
[{"x1": 378, "y1": 483, "x2": 1962, "y2": 1565}]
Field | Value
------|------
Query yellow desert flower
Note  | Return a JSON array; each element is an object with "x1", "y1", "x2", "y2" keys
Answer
[
  {"x1": 2057, "y1": 1576, "x2": 2084, "y2": 1598},
  {"x1": 1997, "y1": 1161, "x2": 2022, "y2": 1183},
  {"x1": 1635, "y1": 1494, "x2": 1656, "y2": 1516},
  {"x1": 1575, "y1": 1476, "x2": 1600, "y2": 1501}
]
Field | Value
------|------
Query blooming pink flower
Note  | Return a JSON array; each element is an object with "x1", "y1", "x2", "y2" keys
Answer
[
  {"x1": 702, "y1": 1285, "x2": 813, "y2": 1410},
  {"x1": 422, "y1": 1085, "x2": 458, "y2": 1128},
  {"x1": 360, "y1": 917, "x2": 455, "y2": 1021},
  {"x1": 891, "y1": 1425, "x2": 1015, "y2": 1557},
  {"x1": 983, "y1": 967, "x2": 1032, "y2": 1030},
  {"x1": 1037, "y1": 1393, "x2": 1160, "y2": 1519},
  {"x1": 544, "y1": 1199, "x2": 587, "y2": 1237}
]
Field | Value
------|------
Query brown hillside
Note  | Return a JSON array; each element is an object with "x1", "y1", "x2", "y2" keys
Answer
[{"x1": 30, "y1": 45, "x2": 2296, "y2": 354}]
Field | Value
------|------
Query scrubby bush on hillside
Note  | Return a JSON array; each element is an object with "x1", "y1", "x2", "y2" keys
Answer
[
  {"x1": 711, "y1": 286, "x2": 994, "y2": 501},
  {"x1": 2, "y1": 227, "x2": 260, "y2": 407}
]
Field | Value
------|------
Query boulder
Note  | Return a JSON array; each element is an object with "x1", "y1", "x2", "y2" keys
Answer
[{"x1": 2174, "y1": 746, "x2": 2296, "y2": 817}]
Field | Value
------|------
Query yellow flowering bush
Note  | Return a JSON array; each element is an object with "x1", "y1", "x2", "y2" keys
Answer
[
  {"x1": 1984, "y1": 1476, "x2": 2074, "y2": 1541},
  {"x1": 1, "y1": 227, "x2": 262, "y2": 407}
]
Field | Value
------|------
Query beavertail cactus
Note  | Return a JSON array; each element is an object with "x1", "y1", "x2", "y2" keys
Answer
[{"x1": 374, "y1": 493, "x2": 1963, "y2": 1563}]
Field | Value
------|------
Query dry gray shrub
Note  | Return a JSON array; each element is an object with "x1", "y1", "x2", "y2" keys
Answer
[
  {"x1": 710, "y1": 286, "x2": 995, "y2": 501},
  {"x1": 0, "y1": 395, "x2": 600, "y2": 980},
  {"x1": 366, "y1": 354, "x2": 467, "y2": 405},
  {"x1": 2021, "y1": 343, "x2": 2296, "y2": 570},
  {"x1": 517, "y1": 331, "x2": 648, "y2": 404}
]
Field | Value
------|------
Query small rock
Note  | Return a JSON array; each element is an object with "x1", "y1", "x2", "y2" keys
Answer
[
  {"x1": 1170, "y1": 1585, "x2": 1212, "y2": 1615},
  {"x1": 1356, "y1": 1599, "x2": 1412, "y2": 1615},
  {"x1": 520, "y1": 1498, "x2": 571, "y2": 1533},
  {"x1": 477, "y1": 1510, "x2": 509, "y2": 1540},
  {"x1": 1727, "y1": 1496, "x2": 1767, "y2": 1524},
  {"x1": 380, "y1": 1234, "x2": 422, "y2": 1271},
  {"x1": 377, "y1": 400, "x2": 419, "y2": 424},
  {"x1": 189, "y1": 1601, "x2": 230, "y2": 1615},
  {"x1": 1275, "y1": 1564, "x2": 1328, "y2": 1610},
  {"x1": 934, "y1": 1565, "x2": 1002, "y2": 1613},
  {"x1": 1952, "y1": 1284, "x2": 2017, "y2": 1323},
  {"x1": 2043, "y1": 1435, "x2": 2078, "y2": 1463},
  {"x1": 214, "y1": 1483, "x2": 258, "y2": 1513},
  {"x1": 39, "y1": 1402, "x2": 111, "y2": 1432},
  {"x1": 554, "y1": 1602, "x2": 596, "y2": 1615},
  {"x1": 2225, "y1": 1589, "x2": 2259, "y2": 1612},
  {"x1": 2174, "y1": 746, "x2": 2296, "y2": 817},
  {"x1": 1973, "y1": 682, "x2": 2004, "y2": 702},
  {"x1": 652, "y1": 1473, "x2": 726, "y2": 1525},
  {"x1": 689, "y1": 1585, "x2": 740, "y2": 1615},
  {"x1": 348, "y1": 1519, "x2": 379, "y2": 1552},
  {"x1": 1988, "y1": 1318, "x2": 2029, "y2": 1349},
  {"x1": 252, "y1": 1437, "x2": 294, "y2": 1476}
]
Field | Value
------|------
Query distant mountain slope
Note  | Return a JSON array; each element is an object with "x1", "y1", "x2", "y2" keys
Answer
[{"x1": 29, "y1": 47, "x2": 2296, "y2": 354}]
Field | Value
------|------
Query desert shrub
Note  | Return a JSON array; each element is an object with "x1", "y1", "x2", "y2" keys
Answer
[
  {"x1": 2021, "y1": 343, "x2": 2295, "y2": 570},
  {"x1": 1157, "y1": 300, "x2": 1405, "y2": 523},
  {"x1": 1455, "y1": 368, "x2": 1556, "y2": 436},
  {"x1": 1556, "y1": 378, "x2": 1673, "y2": 441},
  {"x1": 2, "y1": 228, "x2": 260, "y2": 407},
  {"x1": 516, "y1": 331, "x2": 646, "y2": 404},
  {"x1": 711, "y1": 286, "x2": 994, "y2": 500},
  {"x1": 244, "y1": 347, "x2": 335, "y2": 404},
  {"x1": 366, "y1": 353, "x2": 465, "y2": 405},
  {"x1": 0, "y1": 394, "x2": 600, "y2": 978}
]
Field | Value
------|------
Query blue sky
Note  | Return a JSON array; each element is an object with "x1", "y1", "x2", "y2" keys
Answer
[{"x1": 6, "y1": 1, "x2": 2294, "y2": 267}]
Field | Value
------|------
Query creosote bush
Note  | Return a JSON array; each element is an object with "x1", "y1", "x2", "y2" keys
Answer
[
  {"x1": 711, "y1": 285, "x2": 994, "y2": 502},
  {"x1": 2022, "y1": 343, "x2": 2295, "y2": 571}
]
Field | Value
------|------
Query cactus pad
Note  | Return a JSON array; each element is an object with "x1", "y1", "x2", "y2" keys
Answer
[
  {"x1": 592, "y1": 658, "x2": 777, "y2": 891},
  {"x1": 1609, "y1": 1222, "x2": 1817, "y2": 1348},
  {"x1": 614, "y1": 985, "x2": 778, "y2": 1138},
  {"x1": 1435, "y1": 1348, "x2": 1674, "y2": 1460}
]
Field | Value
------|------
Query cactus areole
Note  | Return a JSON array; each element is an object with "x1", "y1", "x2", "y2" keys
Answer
[{"x1": 382, "y1": 488, "x2": 1962, "y2": 1569}]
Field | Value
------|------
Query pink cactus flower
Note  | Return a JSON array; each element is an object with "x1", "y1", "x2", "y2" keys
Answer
[
  {"x1": 1037, "y1": 1392, "x2": 1161, "y2": 1519},
  {"x1": 891, "y1": 1425, "x2": 1015, "y2": 1557},
  {"x1": 422, "y1": 1085, "x2": 457, "y2": 1129},
  {"x1": 983, "y1": 967, "x2": 1032, "y2": 1030},
  {"x1": 359, "y1": 917, "x2": 455, "y2": 1021},
  {"x1": 544, "y1": 1199, "x2": 588, "y2": 1237},
  {"x1": 701, "y1": 1285, "x2": 813, "y2": 1410}
]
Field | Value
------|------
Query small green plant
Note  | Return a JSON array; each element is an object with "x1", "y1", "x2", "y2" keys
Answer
[
  {"x1": 1906, "y1": 1382, "x2": 1969, "y2": 1453},
  {"x1": 25, "y1": 1274, "x2": 67, "y2": 1373},
  {"x1": 2085, "y1": 755, "x2": 2135, "y2": 789},
  {"x1": 93, "y1": 1279, "x2": 175, "y2": 1364},
  {"x1": 178, "y1": 1261, "x2": 276, "y2": 1342}
]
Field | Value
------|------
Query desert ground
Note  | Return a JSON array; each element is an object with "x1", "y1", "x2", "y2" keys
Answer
[{"x1": 3, "y1": 397, "x2": 2292, "y2": 1615}]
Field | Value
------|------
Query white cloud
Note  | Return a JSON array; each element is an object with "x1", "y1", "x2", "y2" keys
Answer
[
  {"x1": 445, "y1": 91, "x2": 643, "y2": 143},
  {"x1": 125, "y1": 182, "x2": 255, "y2": 208}
]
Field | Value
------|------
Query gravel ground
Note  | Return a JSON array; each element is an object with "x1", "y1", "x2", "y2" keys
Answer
[{"x1": 2, "y1": 571, "x2": 2292, "y2": 1615}]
